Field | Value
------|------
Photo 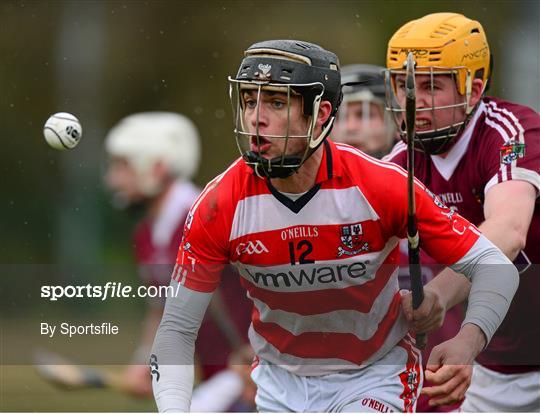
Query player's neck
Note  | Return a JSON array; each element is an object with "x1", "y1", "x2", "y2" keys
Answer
[
  {"x1": 269, "y1": 144, "x2": 324, "y2": 194},
  {"x1": 147, "y1": 181, "x2": 174, "y2": 220}
]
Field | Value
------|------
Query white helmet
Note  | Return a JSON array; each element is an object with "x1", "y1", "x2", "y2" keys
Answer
[{"x1": 105, "y1": 112, "x2": 201, "y2": 197}]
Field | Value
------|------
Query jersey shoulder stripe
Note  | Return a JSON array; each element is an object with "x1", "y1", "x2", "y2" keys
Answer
[
  {"x1": 187, "y1": 157, "x2": 244, "y2": 222},
  {"x1": 383, "y1": 141, "x2": 407, "y2": 162},
  {"x1": 485, "y1": 100, "x2": 525, "y2": 143}
]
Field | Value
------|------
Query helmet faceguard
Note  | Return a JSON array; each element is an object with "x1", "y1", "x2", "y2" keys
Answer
[
  {"x1": 229, "y1": 40, "x2": 341, "y2": 179},
  {"x1": 384, "y1": 66, "x2": 472, "y2": 155},
  {"x1": 385, "y1": 13, "x2": 491, "y2": 155},
  {"x1": 334, "y1": 64, "x2": 396, "y2": 157}
]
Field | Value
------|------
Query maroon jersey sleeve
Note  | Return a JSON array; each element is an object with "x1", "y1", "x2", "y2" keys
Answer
[{"x1": 481, "y1": 98, "x2": 540, "y2": 195}]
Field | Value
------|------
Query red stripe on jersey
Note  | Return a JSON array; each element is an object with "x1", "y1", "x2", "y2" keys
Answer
[
  {"x1": 240, "y1": 261, "x2": 398, "y2": 315},
  {"x1": 250, "y1": 291, "x2": 402, "y2": 364},
  {"x1": 231, "y1": 221, "x2": 388, "y2": 265}
]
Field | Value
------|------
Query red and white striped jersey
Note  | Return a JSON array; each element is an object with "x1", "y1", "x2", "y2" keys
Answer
[{"x1": 174, "y1": 139, "x2": 479, "y2": 376}]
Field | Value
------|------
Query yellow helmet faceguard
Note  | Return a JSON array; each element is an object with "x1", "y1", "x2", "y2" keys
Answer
[{"x1": 385, "y1": 13, "x2": 491, "y2": 154}]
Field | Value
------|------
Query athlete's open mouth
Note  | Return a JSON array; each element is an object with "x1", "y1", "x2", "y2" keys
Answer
[{"x1": 250, "y1": 136, "x2": 272, "y2": 153}]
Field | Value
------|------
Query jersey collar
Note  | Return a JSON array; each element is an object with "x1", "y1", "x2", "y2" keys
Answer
[
  {"x1": 264, "y1": 139, "x2": 342, "y2": 214},
  {"x1": 430, "y1": 100, "x2": 486, "y2": 180},
  {"x1": 314, "y1": 138, "x2": 342, "y2": 184}
]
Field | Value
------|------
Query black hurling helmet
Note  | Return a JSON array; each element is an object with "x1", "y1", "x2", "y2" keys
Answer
[{"x1": 229, "y1": 40, "x2": 341, "y2": 179}]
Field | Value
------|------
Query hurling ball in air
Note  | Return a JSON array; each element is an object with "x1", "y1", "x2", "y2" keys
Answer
[{"x1": 43, "y1": 112, "x2": 82, "y2": 150}]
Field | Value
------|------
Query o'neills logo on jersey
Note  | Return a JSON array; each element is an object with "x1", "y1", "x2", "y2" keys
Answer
[
  {"x1": 360, "y1": 398, "x2": 394, "y2": 413},
  {"x1": 236, "y1": 240, "x2": 269, "y2": 256},
  {"x1": 438, "y1": 192, "x2": 463, "y2": 206},
  {"x1": 280, "y1": 226, "x2": 319, "y2": 241},
  {"x1": 245, "y1": 261, "x2": 368, "y2": 288},
  {"x1": 338, "y1": 223, "x2": 369, "y2": 257}
]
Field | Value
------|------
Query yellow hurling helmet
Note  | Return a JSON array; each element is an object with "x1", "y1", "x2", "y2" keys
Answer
[
  {"x1": 387, "y1": 12, "x2": 490, "y2": 97},
  {"x1": 385, "y1": 13, "x2": 491, "y2": 154}
]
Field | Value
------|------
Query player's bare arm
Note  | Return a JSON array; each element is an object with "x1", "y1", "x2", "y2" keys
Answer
[
  {"x1": 411, "y1": 180, "x2": 535, "y2": 336},
  {"x1": 480, "y1": 180, "x2": 536, "y2": 260}
]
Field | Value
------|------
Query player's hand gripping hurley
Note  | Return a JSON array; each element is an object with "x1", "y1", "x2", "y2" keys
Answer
[{"x1": 405, "y1": 52, "x2": 426, "y2": 349}]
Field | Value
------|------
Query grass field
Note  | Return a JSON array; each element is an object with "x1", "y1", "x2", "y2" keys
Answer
[
  {"x1": 1, "y1": 315, "x2": 156, "y2": 411},
  {"x1": 1, "y1": 365, "x2": 156, "y2": 412}
]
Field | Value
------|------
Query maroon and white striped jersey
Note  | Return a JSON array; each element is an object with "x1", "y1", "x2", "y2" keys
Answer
[
  {"x1": 386, "y1": 97, "x2": 540, "y2": 373},
  {"x1": 175, "y1": 140, "x2": 479, "y2": 376}
]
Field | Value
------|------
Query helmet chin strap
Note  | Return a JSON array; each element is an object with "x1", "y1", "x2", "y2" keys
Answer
[
  {"x1": 245, "y1": 113, "x2": 336, "y2": 179},
  {"x1": 244, "y1": 151, "x2": 303, "y2": 179}
]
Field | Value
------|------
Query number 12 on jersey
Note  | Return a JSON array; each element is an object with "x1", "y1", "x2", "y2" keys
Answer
[{"x1": 289, "y1": 240, "x2": 315, "y2": 265}]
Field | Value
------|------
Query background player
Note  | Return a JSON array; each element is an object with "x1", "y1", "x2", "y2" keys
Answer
[
  {"x1": 333, "y1": 64, "x2": 396, "y2": 158},
  {"x1": 384, "y1": 13, "x2": 540, "y2": 411},
  {"x1": 151, "y1": 39, "x2": 519, "y2": 412},
  {"x1": 105, "y1": 112, "x2": 201, "y2": 396},
  {"x1": 107, "y1": 112, "x2": 252, "y2": 407}
]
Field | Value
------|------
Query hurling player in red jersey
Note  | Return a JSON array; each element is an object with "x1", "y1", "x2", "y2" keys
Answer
[
  {"x1": 384, "y1": 13, "x2": 540, "y2": 411},
  {"x1": 333, "y1": 64, "x2": 397, "y2": 158},
  {"x1": 150, "y1": 40, "x2": 519, "y2": 413},
  {"x1": 106, "y1": 113, "x2": 252, "y2": 406}
]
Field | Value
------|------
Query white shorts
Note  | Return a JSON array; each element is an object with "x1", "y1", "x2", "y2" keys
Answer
[
  {"x1": 461, "y1": 364, "x2": 540, "y2": 412},
  {"x1": 251, "y1": 338, "x2": 422, "y2": 413}
]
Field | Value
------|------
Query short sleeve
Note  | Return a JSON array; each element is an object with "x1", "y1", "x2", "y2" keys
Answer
[
  {"x1": 172, "y1": 189, "x2": 230, "y2": 293},
  {"x1": 482, "y1": 100, "x2": 540, "y2": 196}
]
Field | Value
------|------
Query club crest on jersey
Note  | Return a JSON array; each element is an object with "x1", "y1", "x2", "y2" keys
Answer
[
  {"x1": 500, "y1": 140, "x2": 526, "y2": 164},
  {"x1": 338, "y1": 223, "x2": 369, "y2": 257}
]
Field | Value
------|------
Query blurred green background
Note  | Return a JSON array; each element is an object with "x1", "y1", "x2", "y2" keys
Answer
[
  {"x1": 1, "y1": 0, "x2": 538, "y2": 265},
  {"x1": 1, "y1": 0, "x2": 538, "y2": 411}
]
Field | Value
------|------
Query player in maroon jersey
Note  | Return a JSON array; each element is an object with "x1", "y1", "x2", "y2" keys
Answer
[
  {"x1": 150, "y1": 40, "x2": 519, "y2": 413},
  {"x1": 385, "y1": 13, "x2": 540, "y2": 411},
  {"x1": 105, "y1": 112, "x2": 202, "y2": 396},
  {"x1": 106, "y1": 112, "x2": 252, "y2": 404},
  {"x1": 332, "y1": 64, "x2": 396, "y2": 158},
  {"x1": 334, "y1": 63, "x2": 464, "y2": 412}
]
